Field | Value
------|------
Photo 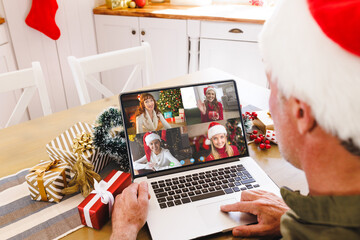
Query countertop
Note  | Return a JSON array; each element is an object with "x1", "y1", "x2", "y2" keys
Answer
[
  {"x1": 93, "y1": 2, "x2": 274, "y2": 24},
  {"x1": 0, "y1": 18, "x2": 5, "y2": 25}
]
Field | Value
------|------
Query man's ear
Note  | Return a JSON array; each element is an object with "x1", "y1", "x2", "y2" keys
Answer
[{"x1": 291, "y1": 98, "x2": 317, "y2": 134}]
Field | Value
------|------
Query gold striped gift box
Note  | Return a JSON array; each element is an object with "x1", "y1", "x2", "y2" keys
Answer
[
  {"x1": 46, "y1": 122, "x2": 111, "y2": 173},
  {"x1": 25, "y1": 159, "x2": 71, "y2": 203}
]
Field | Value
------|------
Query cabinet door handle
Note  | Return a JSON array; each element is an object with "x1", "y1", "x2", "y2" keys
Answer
[
  {"x1": 141, "y1": 30, "x2": 146, "y2": 36},
  {"x1": 229, "y1": 28, "x2": 243, "y2": 34},
  {"x1": 132, "y1": 30, "x2": 136, "y2": 35}
]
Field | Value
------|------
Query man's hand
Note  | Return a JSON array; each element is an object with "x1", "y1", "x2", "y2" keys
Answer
[
  {"x1": 221, "y1": 189, "x2": 289, "y2": 237},
  {"x1": 111, "y1": 182, "x2": 150, "y2": 240}
]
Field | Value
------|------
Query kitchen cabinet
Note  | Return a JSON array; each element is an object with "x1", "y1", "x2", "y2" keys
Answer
[
  {"x1": 94, "y1": 15, "x2": 188, "y2": 92},
  {"x1": 3, "y1": 0, "x2": 99, "y2": 117},
  {"x1": 199, "y1": 21, "x2": 267, "y2": 87}
]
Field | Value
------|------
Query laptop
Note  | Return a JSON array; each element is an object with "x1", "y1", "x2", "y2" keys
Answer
[{"x1": 119, "y1": 80, "x2": 280, "y2": 240}]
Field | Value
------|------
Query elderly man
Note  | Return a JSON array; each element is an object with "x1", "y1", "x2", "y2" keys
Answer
[{"x1": 110, "y1": 0, "x2": 360, "y2": 239}]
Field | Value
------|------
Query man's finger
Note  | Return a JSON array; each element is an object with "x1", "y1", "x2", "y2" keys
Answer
[
  {"x1": 241, "y1": 189, "x2": 269, "y2": 201},
  {"x1": 137, "y1": 181, "x2": 149, "y2": 205},
  {"x1": 232, "y1": 224, "x2": 271, "y2": 237},
  {"x1": 220, "y1": 201, "x2": 258, "y2": 215}
]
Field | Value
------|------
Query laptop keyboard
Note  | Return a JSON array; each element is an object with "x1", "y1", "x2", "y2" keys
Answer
[{"x1": 151, "y1": 164, "x2": 260, "y2": 209}]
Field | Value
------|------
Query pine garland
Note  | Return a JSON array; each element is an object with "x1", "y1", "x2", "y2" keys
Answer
[{"x1": 93, "y1": 107, "x2": 129, "y2": 172}]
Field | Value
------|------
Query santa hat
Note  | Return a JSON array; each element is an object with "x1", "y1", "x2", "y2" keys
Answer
[
  {"x1": 259, "y1": 0, "x2": 360, "y2": 148},
  {"x1": 205, "y1": 122, "x2": 227, "y2": 145},
  {"x1": 204, "y1": 86, "x2": 216, "y2": 95},
  {"x1": 143, "y1": 132, "x2": 161, "y2": 162}
]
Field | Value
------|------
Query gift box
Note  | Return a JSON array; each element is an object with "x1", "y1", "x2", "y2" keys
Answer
[
  {"x1": 179, "y1": 108, "x2": 185, "y2": 118},
  {"x1": 78, "y1": 170, "x2": 131, "y2": 230},
  {"x1": 253, "y1": 111, "x2": 274, "y2": 133},
  {"x1": 163, "y1": 111, "x2": 173, "y2": 119},
  {"x1": 208, "y1": 111, "x2": 219, "y2": 120},
  {"x1": 265, "y1": 129, "x2": 277, "y2": 144},
  {"x1": 166, "y1": 117, "x2": 175, "y2": 123},
  {"x1": 46, "y1": 122, "x2": 111, "y2": 173},
  {"x1": 174, "y1": 116, "x2": 184, "y2": 123},
  {"x1": 106, "y1": 0, "x2": 127, "y2": 9},
  {"x1": 26, "y1": 159, "x2": 71, "y2": 203}
]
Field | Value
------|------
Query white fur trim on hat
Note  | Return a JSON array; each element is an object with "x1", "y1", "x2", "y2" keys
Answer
[
  {"x1": 206, "y1": 86, "x2": 215, "y2": 93},
  {"x1": 207, "y1": 124, "x2": 227, "y2": 141},
  {"x1": 259, "y1": 0, "x2": 360, "y2": 148},
  {"x1": 145, "y1": 133, "x2": 161, "y2": 146}
]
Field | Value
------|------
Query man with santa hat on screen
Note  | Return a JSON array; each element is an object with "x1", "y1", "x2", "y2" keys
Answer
[{"x1": 110, "y1": 0, "x2": 360, "y2": 239}]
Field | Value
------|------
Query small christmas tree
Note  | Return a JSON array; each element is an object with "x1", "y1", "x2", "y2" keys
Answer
[{"x1": 157, "y1": 89, "x2": 184, "y2": 116}]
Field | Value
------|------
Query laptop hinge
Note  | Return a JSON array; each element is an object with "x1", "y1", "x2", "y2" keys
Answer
[{"x1": 146, "y1": 157, "x2": 240, "y2": 179}]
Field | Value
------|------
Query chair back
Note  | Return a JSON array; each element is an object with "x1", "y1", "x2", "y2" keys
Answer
[
  {"x1": 68, "y1": 42, "x2": 154, "y2": 105},
  {"x1": 0, "y1": 61, "x2": 52, "y2": 128}
]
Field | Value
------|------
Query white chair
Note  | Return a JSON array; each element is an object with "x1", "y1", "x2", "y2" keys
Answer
[
  {"x1": 0, "y1": 62, "x2": 52, "y2": 128},
  {"x1": 68, "y1": 42, "x2": 154, "y2": 105}
]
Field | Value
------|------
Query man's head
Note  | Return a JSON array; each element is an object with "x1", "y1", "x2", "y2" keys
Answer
[{"x1": 259, "y1": 0, "x2": 360, "y2": 165}]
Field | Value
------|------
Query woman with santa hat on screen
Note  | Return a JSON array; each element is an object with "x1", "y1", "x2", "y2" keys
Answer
[
  {"x1": 197, "y1": 86, "x2": 224, "y2": 122},
  {"x1": 133, "y1": 132, "x2": 181, "y2": 171},
  {"x1": 205, "y1": 122, "x2": 239, "y2": 161}
]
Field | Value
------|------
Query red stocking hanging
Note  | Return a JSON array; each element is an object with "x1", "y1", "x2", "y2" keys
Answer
[{"x1": 25, "y1": 0, "x2": 61, "y2": 40}]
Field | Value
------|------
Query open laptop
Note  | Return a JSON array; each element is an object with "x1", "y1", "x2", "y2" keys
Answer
[{"x1": 119, "y1": 80, "x2": 279, "y2": 240}]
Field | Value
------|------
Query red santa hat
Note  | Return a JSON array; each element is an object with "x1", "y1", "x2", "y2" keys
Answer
[
  {"x1": 143, "y1": 132, "x2": 161, "y2": 162},
  {"x1": 203, "y1": 86, "x2": 216, "y2": 95},
  {"x1": 205, "y1": 122, "x2": 227, "y2": 145},
  {"x1": 259, "y1": 0, "x2": 360, "y2": 148}
]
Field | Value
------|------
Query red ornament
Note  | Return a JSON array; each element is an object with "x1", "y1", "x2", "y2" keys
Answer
[
  {"x1": 255, "y1": 137, "x2": 261, "y2": 144},
  {"x1": 259, "y1": 143, "x2": 265, "y2": 149},
  {"x1": 265, "y1": 140, "x2": 270, "y2": 144},
  {"x1": 253, "y1": 130, "x2": 258, "y2": 134},
  {"x1": 265, "y1": 144, "x2": 271, "y2": 149}
]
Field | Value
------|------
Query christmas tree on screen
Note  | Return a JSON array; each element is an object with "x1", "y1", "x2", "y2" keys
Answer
[
  {"x1": 157, "y1": 89, "x2": 184, "y2": 116},
  {"x1": 226, "y1": 119, "x2": 247, "y2": 155}
]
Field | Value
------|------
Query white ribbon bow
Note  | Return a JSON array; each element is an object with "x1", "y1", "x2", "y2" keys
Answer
[
  {"x1": 83, "y1": 171, "x2": 122, "y2": 228},
  {"x1": 91, "y1": 179, "x2": 115, "y2": 215}
]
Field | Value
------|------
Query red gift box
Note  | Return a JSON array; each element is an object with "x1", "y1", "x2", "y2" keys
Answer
[
  {"x1": 208, "y1": 111, "x2": 219, "y2": 120},
  {"x1": 78, "y1": 170, "x2": 131, "y2": 230},
  {"x1": 166, "y1": 117, "x2": 175, "y2": 123}
]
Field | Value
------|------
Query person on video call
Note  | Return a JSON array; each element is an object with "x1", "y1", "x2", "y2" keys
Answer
[
  {"x1": 133, "y1": 132, "x2": 181, "y2": 171},
  {"x1": 197, "y1": 86, "x2": 224, "y2": 122},
  {"x1": 135, "y1": 93, "x2": 171, "y2": 134},
  {"x1": 205, "y1": 122, "x2": 239, "y2": 161},
  {"x1": 110, "y1": 0, "x2": 360, "y2": 239}
]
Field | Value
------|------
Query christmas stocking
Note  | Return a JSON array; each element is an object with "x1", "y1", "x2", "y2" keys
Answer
[{"x1": 25, "y1": 0, "x2": 61, "y2": 40}]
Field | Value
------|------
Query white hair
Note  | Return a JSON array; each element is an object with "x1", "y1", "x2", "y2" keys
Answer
[{"x1": 259, "y1": 0, "x2": 360, "y2": 149}]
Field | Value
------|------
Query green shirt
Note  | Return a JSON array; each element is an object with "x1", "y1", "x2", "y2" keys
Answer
[{"x1": 280, "y1": 187, "x2": 360, "y2": 240}]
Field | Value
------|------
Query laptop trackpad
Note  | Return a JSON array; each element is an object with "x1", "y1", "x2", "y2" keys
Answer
[{"x1": 197, "y1": 198, "x2": 257, "y2": 231}]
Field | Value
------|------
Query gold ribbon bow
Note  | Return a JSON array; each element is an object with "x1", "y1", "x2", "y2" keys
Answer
[
  {"x1": 72, "y1": 132, "x2": 94, "y2": 154},
  {"x1": 30, "y1": 160, "x2": 67, "y2": 201},
  {"x1": 63, "y1": 132, "x2": 101, "y2": 197}
]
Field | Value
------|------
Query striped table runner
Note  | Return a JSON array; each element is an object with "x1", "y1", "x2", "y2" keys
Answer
[{"x1": 0, "y1": 169, "x2": 84, "y2": 240}]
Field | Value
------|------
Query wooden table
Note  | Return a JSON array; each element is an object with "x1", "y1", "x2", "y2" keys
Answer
[{"x1": 0, "y1": 68, "x2": 308, "y2": 239}]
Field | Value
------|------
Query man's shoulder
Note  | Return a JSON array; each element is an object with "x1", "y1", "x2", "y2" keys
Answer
[
  {"x1": 281, "y1": 209, "x2": 360, "y2": 240},
  {"x1": 280, "y1": 188, "x2": 360, "y2": 240}
]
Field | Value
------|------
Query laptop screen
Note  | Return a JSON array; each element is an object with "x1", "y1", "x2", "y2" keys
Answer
[{"x1": 119, "y1": 80, "x2": 249, "y2": 178}]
